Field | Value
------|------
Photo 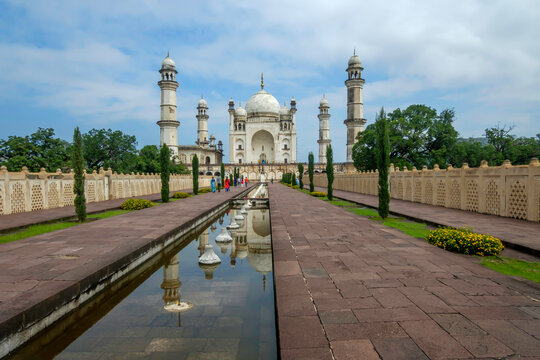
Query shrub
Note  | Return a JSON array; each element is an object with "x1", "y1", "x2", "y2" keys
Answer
[
  {"x1": 121, "y1": 198, "x2": 155, "y2": 210},
  {"x1": 198, "y1": 188, "x2": 211, "y2": 194},
  {"x1": 310, "y1": 191, "x2": 326, "y2": 197},
  {"x1": 173, "y1": 192, "x2": 190, "y2": 199},
  {"x1": 192, "y1": 154, "x2": 199, "y2": 195},
  {"x1": 326, "y1": 144, "x2": 334, "y2": 200},
  {"x1": 72, "y1": 127, "x2": 86, "y2": 222},
  {"x1": 376, "y1": 108, "x2": 390, "y2": 219},
  {"x1": 308, "y1": 152, "x2": 314, "y2": 192},
  {"x1": 160, "y1": 144, "x2": 170, "y2": 203},
  {"x1": 292, "y1": 185, "x2": 300, "y2": 189},
  {"x1": 426, "y1": 227, "x2": 504, "y2": 256}
]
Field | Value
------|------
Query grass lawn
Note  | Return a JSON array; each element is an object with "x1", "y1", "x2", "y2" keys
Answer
[
  {"x1": 0, "y1": 209, "x2": 133, "y2": 244},
  {"x1": 327, "y1": 200, "x2": 355, "y2": 207},
  {"x1": 481, "y1": 257, "x2": 540, "y2": 283}
]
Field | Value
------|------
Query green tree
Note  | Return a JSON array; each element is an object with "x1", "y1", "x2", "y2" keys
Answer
[
  {"x1": 135, "y1": 145, "x2": 160, "y2": 173},
  {"x1": 485, "y1": 124, "x2": 515, "y2": 158},
  {"x1": 375, "y1": 108, "x2": 390, "y2": 219},
  {"x1": 291, "y1": 172, "x2": 296, "y2": 187},
  {"x1": 192, "y1": 154, "x2": 199, "y2": 195},
  {"x1": 308, "y1": 152, "x2": 315, "y2": 192},
  {"x1": 326, "y1": 145, "x2": 334, "y2": 200},
  {"x1": 0, "y1": 128, "x2": 70, "y2": 172},
  {"x1": 72, "y1": 127, "x2": 86, "y2": 222},
  {"x1": 298, "y1": 163, "x2": 304, "y2": 189},
  {"x1": 82, "y1": 128, "x2": 137, "y2": 172},
  {"x1": 220, "y1": 163, "x2": 225, "y2": 191},
  {"x1": 160, "y1": 144, "x2": 170, "y2": 202}
]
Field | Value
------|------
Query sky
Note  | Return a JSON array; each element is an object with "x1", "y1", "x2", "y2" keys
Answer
[{"x1": 0, "y1": 0, "x2": 539, "y2": 162}]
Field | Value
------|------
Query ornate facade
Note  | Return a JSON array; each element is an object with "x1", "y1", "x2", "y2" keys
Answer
[{"x1": 229, "y1": 75, "x2": 297, "y2": 165}]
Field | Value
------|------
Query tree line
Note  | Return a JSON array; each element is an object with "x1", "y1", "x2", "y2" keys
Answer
[
  {"x1": 353, "y1": 104, "x2": 540, "y2": 170},
  {"x1": 0, "y1": 128, "x2": 189, "y2": 174}
]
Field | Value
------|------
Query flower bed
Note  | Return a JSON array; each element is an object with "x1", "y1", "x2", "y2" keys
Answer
[
  {"x1": 426, "y1": 227, "x2": 503, "y2": 256},
  {"x1": 120, "y1": 198, "x2": 155, "y2": 210},
  {"x1": 310, "y1": 191, "x2": 327, "y2": 197},
  {"x1": 172, "y1": 192, "x2": 190, "y2": 199}
]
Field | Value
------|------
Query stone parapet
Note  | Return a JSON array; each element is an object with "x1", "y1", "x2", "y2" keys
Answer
[
  {"x1": 313, "y1": 159, "x2": 540, "y2": 222},
  {"x1": 0, "y1": 166, "x2": 210, "y2": 216}
]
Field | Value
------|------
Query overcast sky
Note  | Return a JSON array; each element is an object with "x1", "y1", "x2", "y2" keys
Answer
[{"x1": 0, "y1": 0, "x2": 539, "y2": 162}]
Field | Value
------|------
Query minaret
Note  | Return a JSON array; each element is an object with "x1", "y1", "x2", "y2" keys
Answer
[
  {"x1": 317, "y1": 96, "x2": 331, "y2": 164},
  {"x1": 228, "y1": 97, "x2": 235, "y2": 161},
  {"x1": 157, "y1": 52, "x2": 180, "y2": 158},
  {"x1": 196, "y1": 97, "x2": 209, "y2": 147},
  {"x1": 344, "y1": 50, "x2": 367, "y2": 162},
  {"x1": 290, "y1": 97, "x2": 297, "y2": 163}
]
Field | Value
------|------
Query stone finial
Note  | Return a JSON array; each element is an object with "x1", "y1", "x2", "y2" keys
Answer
[
  {"x1": 39, "y1": 167, "x2": 46, "y2": 172},
  {"x1": 480, "y1": 160, "x2": 488, "y2": 168},
  {"x1": 56, "y1": 168, "x2": 62, "y2": 173},
  {"x1": 83, "y1": 169, "x2": 87, "y2": 175},
  {"x1": 99, "y1": 166, "x2": 104, "y2": 174},
  {"x1": 462, "y1": 162, "x2": 469, "y2": 169},
  {"x1": 502, "y1": 159, "x2": 512, "y2": 168},
  {"x1": 92, "y1": 170, "x2": 97, "y2": 175},
  {"x1": 395, "y1": 166, "x2": 400, "y2": 172},
  {"x1": 403, "y1": 166, "x2": 408, "y2": 172},
  {"x1": 412, "y1": 166, "x2": 417, "y2": 172},
  {"x1": 422, "y1": 165, "x2": 428, "y2": 171},
  {"x1": 447, "y1": 164, "x2": 453, "y2": 170},
  {"x1": 389, "y1": 163, "x2": 395, "y2": 172},
  {"x1": 21, "y1": 166, "x2": 28, "y2": 172},
  {"x1": 529, "y1": 158, "x2": 539, "y2": 167},
  {"x1": 433, "y1": 164, "x2": 440, "y2": 171}
]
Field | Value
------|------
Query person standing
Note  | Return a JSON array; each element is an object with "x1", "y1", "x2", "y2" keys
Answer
[
  {"x1": 225, "y1": 177, "x2": 230, "y2": 192},
  {"x1": 211, "y1": 176, "x2": 216, "y2": 193},
  {"x1": 245, "y1": 177, "x2": 248, "y2": 188}
]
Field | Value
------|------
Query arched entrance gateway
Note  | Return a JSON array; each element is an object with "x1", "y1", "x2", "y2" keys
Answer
[{"x1": 251, "y1": 130, "x2": 274, "y2": 164}]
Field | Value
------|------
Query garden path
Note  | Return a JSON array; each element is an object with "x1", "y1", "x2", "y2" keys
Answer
[{"x1": 270, "y1": 183, "x2": 540, "y2": 359}]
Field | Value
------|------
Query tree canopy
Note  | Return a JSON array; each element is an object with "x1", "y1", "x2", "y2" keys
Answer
[
  {"x1": 0, "y1": 128, "x2": 190, "y2": 174},
  {"x1": 353, "y1": 105, "x2": 539, "y2": 170}
]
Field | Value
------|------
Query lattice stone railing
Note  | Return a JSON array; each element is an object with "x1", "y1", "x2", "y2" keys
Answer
[
  {"x1": 313, "y1": 158, "x2": 540, "y2": 222},
  {"x1": 0, "y1": 166, "x2": 210, "y2": 215}
]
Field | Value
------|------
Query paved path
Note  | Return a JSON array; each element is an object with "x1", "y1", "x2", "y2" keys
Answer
[
  {"x1": 312, "y1": 186, "x2": 540, "y2": 256},
  {"x1": 270, "y1": 184, "x2": 540, "y2": 360},
  {"x1": 0, "y1": 189, "x2": 206, "y2": 232},
  {"x1": 0, "y1": 186, "x2": 247, "y2": 352}
]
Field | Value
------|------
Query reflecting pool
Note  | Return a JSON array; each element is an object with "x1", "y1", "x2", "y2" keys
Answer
[{"x1": 11, "y1": 204, "x2": 276, "y2": 360}]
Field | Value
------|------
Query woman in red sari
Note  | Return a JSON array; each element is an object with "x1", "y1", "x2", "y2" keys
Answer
[{"x1": 225, "y1": 177, "x2": 230, "y2": 192}]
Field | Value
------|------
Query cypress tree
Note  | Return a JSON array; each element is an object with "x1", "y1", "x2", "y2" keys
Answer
[
  {"x1": 298, "y1": 163, "x2": 304, "y2": 189},
  {"x1": 72, "y1": 127, "x2": 86, "y2": 222},
  {"x1": 376, "y1": 107, "x2": 390, "y2": 219},
  {"x1": 326, "y1": 145, "x2": 334, "y2": 200},
  {"x1": 308, "y1": 152, "x2": 314, "y2": 192},
  {"x1": 220, "y1": 163, "x2": 225, "y2": 191},
  {"x1": 160, "y1": 144, "x2": 170, "y2": 202},
  {"x1": 192, "y1": 154, "x2": 199, "y2": 195},
  {"x1": 291, "y1": 172, "x2": 296, "y2": 187}
]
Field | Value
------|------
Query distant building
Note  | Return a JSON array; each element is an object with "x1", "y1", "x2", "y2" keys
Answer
[{"x1": 157, "y1": 54, "x2": 223, "y2": 166}]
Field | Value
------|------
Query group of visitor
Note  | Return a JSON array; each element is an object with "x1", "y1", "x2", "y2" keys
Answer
[{"x1": 209, "y1": 174, "x2": 248, "y2": 193}]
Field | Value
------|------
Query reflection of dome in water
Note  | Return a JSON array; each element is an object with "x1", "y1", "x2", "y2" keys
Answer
[
  {"x1": 199, "y1": 263, "x2": 220, "y2": 280},
  {"x1": 252, "y1": 213, "x2": 270, "y2": 237},
  {"x1": 247, "y1": 251, "x2": 272, "y2": 275}
]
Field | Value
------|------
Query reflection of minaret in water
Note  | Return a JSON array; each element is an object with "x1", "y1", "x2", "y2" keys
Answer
[
  {"x1": 198, "y1": 228, "x2": 210, "y2": 257},
  {"x1": 161, "y1": 254, "x2": 182, "y2": 326}
]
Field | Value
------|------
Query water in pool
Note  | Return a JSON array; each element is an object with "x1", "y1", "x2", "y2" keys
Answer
[{"x1": 12, "y1": 204, "x2": 276, "y2": 360}]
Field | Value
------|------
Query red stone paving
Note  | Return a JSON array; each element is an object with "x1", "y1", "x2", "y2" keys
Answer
[
  {"x1": 269, "y1": 183, "x2": 540, "y2": 359},
  {"x1": 0, "y1": 186, "x2": 247, "y2": 348},
  {"x1": 312, "y1": 185, "x2": 540, "y2": 255}
]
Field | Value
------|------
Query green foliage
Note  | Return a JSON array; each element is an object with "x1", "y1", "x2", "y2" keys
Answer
[
  {"x1": 308, "y1": 152, "x2": 314, "y2": 192},
  {"x1": 0, "y1": 223, "x2": 78, "y2": 244},
  {"x1": 160, "y1": 144, "x2": 170, "y2": 203},
  {"x1": 0, "y1": 128, "x2": 70, "y2": 172},
  {"x1": 375, "y1": 108, "x2": 390, "y2": 219},
  {"x1": 327, "y1": 200, "x2": 355, "y2": 207},
  {"x1": 292, "y1": 185, "x2": 299, "y2": 189},
  {"x1": 310, "y1": 191, "x2": 326, "y2": 197},
  {"x1": 82, "y1": 128, "x2": 138, "y2": 172},
  {"x1": 172, "y1": 192, "x2": 190, "y2": 199},
  {"x1": 382, "y1": 218, "x2": 430, "y2": 239},
  {"x1": 198, "y1": 188, "x2": 211, "y2": 194},
  {"x1": 426, "y1": 227, "x2": 504, "y2": 256},
  {"x1": 298, "y1": 163, "x2": 304, "y2": 189},
  {"x1": 481, "y1": 257, "x2": 540, "y2": 283},
  {"x1": 72, "y1": 127, "x2": 86, "y2": 222},
  {"x1": 221, "y1": 163, "x2": 225, "y2": 180},
  {"x1": 326, "y1": 145, "x2": 334, "y2": 200},
  {"x1": 87, "y1": 210, "x2": 130, "y2": 219},
  {"x1": 345, "y1": 207, "x2": 380, "y2": 217},
  {"x1": 192, "y1": 154, "x2": 199, "y2": 195},
  {"x1": 120, "y1": 198, "x2": 155, "y2": 210},
  {"x1": 291, "y1": 172, "x2": 296, "y2": 187}
]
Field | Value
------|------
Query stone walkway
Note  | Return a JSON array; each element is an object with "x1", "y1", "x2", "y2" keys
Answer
[
  {"x1": 312, "y1": 186, "x2": 540, "y2": 256},
  {"x1": 0, "y1": 186, "x2": 247, "y2": 355},
  {"x1": 0, "y1": 190, "x2": 198, "y2": 233},
  {"x1": 270, "y1": 183, "x2": 540, "y2": 360}
]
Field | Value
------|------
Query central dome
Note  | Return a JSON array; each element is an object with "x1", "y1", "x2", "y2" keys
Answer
[{"x1": 245, "y1": 90, "x2": 280, "y2": 116}]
